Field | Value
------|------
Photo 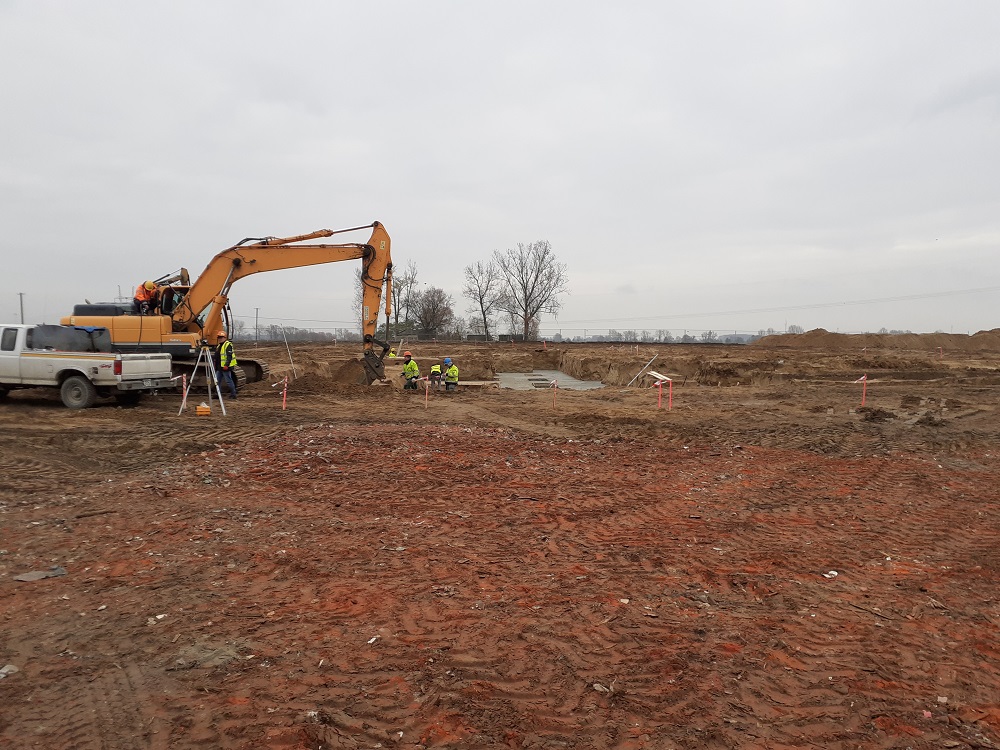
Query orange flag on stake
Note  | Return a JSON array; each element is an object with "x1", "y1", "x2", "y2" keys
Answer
[{"x1": 854, "y1": 374, "x2": 867, "y2": 406}]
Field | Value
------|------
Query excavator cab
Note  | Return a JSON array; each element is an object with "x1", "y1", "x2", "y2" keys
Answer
[{"x1": 158, "y1": 286, "x2": 186, "y2": 316}]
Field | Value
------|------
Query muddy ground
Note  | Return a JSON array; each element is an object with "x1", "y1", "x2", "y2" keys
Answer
[{"x1": 2, "y1": 337, "x2": 1000, "y2": 749}]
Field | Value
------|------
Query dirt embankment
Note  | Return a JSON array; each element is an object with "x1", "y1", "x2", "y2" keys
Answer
[
  {"x1": 756, "y1": 327, "x2": 1000, "y2": 353},
  {"x1": 248, "y1": 337, "x2": 1000, "y2": 395}
]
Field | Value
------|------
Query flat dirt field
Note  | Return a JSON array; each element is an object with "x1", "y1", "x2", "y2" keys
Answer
[{"x1": 3, "y1": 332, "x2": 1000, "y2": 749}]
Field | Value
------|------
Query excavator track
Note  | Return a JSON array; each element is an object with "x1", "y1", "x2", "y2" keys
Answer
[
  {"x1": 237, "y1": 358, "x2": 270, "y2": 384},
  {"x1": 171, "y1": 362, "x2": 249, "y2": 392}
]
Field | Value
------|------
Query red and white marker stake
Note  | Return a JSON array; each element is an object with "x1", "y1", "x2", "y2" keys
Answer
[
  {"x1": 855, "y1": 373, "x2": 867, "y2": 406},
  {"x1": 270, "y1": 376, "x2": 289, "y2": 410},
  {"x1": 174, "y1": 374, "x2": 188, "y2": 415},
  {"x1": 647, "y1": 370, "x2": 673, "y2": 411},
  {"x1": 656, "y1": 377, "x2": 673, "y2": 410},
  {"x1": 551, "y1": 379, "x2": 558, "y2": 408}
]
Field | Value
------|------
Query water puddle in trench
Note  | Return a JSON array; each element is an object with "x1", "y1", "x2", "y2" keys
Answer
[{"x1": 496, "y1": 369, "x2": 605, "y2": 391}]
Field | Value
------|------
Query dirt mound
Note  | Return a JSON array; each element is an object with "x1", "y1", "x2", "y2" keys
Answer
[
  {"x1": 755, "y1": 327, "x2": 1000, "y2": 353},
  {"x1": 268, "y1": 356, "x2": 367, "y2": 383},
  {"x1": 846, "y1": 354, "x2": 935, "y2": 370}
]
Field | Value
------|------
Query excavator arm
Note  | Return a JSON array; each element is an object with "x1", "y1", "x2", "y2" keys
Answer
[{"x1": 170, "y1": 222, "x2": 393, "y2": 382}]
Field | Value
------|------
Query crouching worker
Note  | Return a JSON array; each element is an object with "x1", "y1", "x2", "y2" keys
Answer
[
  {"x1": 132, "y1": 280, "x2": 159, "y2": 314},
  {"x1": 444, "y1": 357, "x2": 459, "y2": 392},
  {"x1": 401, "y1": 351, "x2": 420, "y2": 390},
  {"x1": 429, "y1": 362, "x2": 443, "y2": 390}
]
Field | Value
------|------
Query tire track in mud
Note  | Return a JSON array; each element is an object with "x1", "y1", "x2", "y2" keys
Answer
[
  {"x1": 6, "y1": 413, "x2": 1000, "y2": 748},
  {"x1": 0, "y1": 422, "x2": 288, "y2": 498},
  {"x1": 11, "y1": 660, "x2": 164, "y2": 750},
  {"x1": 195, "y1": 431, "x2": 781, "y2": 744},
  {"x1": 677, "y1": 451, "x2": 1000, "y2": 748}
]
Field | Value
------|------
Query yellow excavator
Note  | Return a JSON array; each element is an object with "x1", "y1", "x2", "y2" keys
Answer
[{"x1": 61, "y1": 222, "x2": 394, "y2": 385}]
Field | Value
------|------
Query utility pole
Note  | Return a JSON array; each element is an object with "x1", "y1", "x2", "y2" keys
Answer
[
  {"x1": 254, "y1": 307, "x2": 260, "y2": 348},
  {"x1": 18, "y1": 293, "x2": 24, "y2": 324}
]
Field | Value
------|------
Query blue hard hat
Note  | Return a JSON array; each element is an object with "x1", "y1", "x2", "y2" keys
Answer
[{"x1": 444, "y1": 358, "x2": 452, "y2": 365}]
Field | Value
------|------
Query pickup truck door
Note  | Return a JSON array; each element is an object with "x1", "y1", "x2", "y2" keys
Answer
[{"x1": 0, "y1": 327, "x2": 21, "y2": 383}]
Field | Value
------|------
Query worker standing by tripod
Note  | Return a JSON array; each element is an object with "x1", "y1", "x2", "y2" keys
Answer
[{"x1": 215, "y1": 331, "x2": 238, "y2": 400}]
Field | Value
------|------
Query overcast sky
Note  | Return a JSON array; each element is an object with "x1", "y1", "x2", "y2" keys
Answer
[{"x1": 2, "y1": 1, "x2": 998, "y2": 336}]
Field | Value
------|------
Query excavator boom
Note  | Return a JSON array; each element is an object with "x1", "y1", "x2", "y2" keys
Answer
[{"x1": 171, "y1": 221, "x2": 393, "y2": 381}]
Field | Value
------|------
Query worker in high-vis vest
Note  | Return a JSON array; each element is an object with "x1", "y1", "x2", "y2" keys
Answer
[
  {"x1": 401, "y1": 351, "x2": 420, "y2": 390},
  {"x1": 444, "y1": 357, "x2": 459, "y2": 392},
  {"x1": 132, "y1": 280, "x2": 159, "y2": 315},
  {"x1": 429, "y1": 362, "x2": 443, "y2": 390},
  {"x1": 215, "y1": 331, "x2": 238, "y2": 399}
]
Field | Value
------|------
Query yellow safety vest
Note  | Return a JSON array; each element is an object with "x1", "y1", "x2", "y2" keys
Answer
[{"x1": 219, "y1": 340, "x2": 237, "y2": 367}]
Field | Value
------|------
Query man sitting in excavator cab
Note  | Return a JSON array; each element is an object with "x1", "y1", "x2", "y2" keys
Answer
[{"x1": 132, "y1": 281, "x2": 160, "y2": 315}]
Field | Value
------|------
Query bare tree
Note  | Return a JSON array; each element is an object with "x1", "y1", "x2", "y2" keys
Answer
[
  {"x1": 451, "y1": 316, "x2": 469, "y2": 339},
  {"x1": 390, "y1": 260, "x2": 419, "y2": 335},
  {"x1": 352, "y1": 268, "x2": 365, "y2": 335},
  {"x1": 494, "y1": 240, "x2": 568, "y2": 341},
  {"x1": 412, "y1": 287, "x2": 454, "y2": 337},
  {"x1": 462, "y1": 260, "x2": 503, "y2": 341}
]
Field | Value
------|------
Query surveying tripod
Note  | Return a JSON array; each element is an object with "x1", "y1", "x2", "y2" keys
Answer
[{"x1": 179, "y1": 341, "x2": 228, "y2": 417}]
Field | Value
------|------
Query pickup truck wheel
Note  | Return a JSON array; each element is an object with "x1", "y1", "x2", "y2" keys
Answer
[
  {"x1": 61, "y1": 376, "x2": 98, "y2": 409},
  {"x1": 115, "y1": 391, "x2": 142, "y2": 407}
]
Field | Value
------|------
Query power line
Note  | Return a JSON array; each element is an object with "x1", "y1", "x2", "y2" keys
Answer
[
  {"x1": 233, "y1": 315, "x2": 359, "y2": 326},
  {"x1": 229, "y1": 281, "x2": 998, "y2": 332},
  {"x1": 557, "y1": 284, "x2": 1000, "y2": 325}
]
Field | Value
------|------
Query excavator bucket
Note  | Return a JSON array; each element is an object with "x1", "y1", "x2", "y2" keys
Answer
[{"x1": 362, "y1": 351, "x2": 386, "y2": 384}]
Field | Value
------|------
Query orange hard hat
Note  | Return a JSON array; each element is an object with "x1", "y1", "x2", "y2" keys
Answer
[
  {"x1": 216, "y1": 331, "x2": 227, "y2": 339},
  {"x1": 403, "y1": 350, "x2": 412, "y2": 356}
]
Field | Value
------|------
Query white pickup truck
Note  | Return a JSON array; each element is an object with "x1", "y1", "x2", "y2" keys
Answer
[{"x1": 0, "y1": 324, "x2": 174, "y2": 408}]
